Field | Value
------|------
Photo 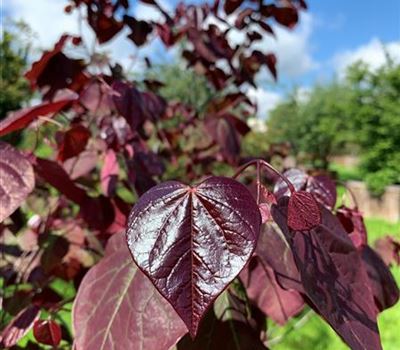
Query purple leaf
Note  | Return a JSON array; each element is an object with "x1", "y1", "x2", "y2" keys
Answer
[
  {"x1": 0, "y1": 142, "x2": 35, "y2": 222},
  {"x1": 0, "y1": 90, "x2": 78, "y2": 137},
  {"x1": 361, "y1": 246, "x2": 399, "y2": 312},
  {"x1": 101, "y1": 149, "x2": 119, "y2": 196},
  {"x1": 240, "y1": 257, "x2": 304, "y2": 325},
  {"x1": 73, "y1": 232, "x2": 187, "y2": 350},
  {"x1": 274, "y1": 168, "x2": 308, "y2": 199},
  {"x1": 256, "y1": 223, "x2": 303, "y2": 292},
  {"x1": 126, "y1": 176, "x2": 261, "y2": 337},
  {"x1": 288, "y1": 191, "x2": 321, "y2": 231},
  {"x1": 56, "y1": 124, "x2": 91, "y2": 162},
  {"x1": 177, "y1": 305, "x2": 267, "y2": 350},
  {"x1": 112, "y1": 81, "x2": 145, "y2": 130},
  {"x1": 272, "y1": 198, "x2": 382, "y2": 350},
  {"x1": 274, "y1": 169, "x2": 337, "y2": 209},
  {"x1": 0, "y1": 305, "x2": 40, "y2": 348},
  {"x1": 336, "y1": 206, "x2": 367, "y2": 249},
  {"x1": 124, "y1": 15, "x2": 153, "y2": 46},
  {"x1": 33, "y1": 319, "x2": 62, "y2": 346},
  {"x1": 374, "y1": 236, "x2": 400, "y2": 266},
  {"x1": 306, "y1": 175, "x2": 337, "y2": 209}
]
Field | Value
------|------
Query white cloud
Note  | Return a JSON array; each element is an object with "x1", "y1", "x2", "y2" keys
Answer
[
  {"x1": 226, "y1": 12, "x2": 318, "y2": 80},
  {"x1": 4, "y1": 0, "x2": 175, "y2": 73},
  {"x1": 333, "y1": 38, "x2": 400, "y2": 76},
  {"x1": 269, "y1": 13, "x2": 318, "y2": 78},
  {"x1": 247, "y1": 87, "x2": 282, "y2": 119},
  {"x1": 5, "y1": 0, "x2": 79, "y2": 49}
]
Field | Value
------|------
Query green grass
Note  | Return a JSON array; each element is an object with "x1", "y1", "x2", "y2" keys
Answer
[
  {"x1": 329, "y1": 162, "x2": 363, "y2": 182},
  {"x1": 269, "y1": 218, "x2": 400, "y2": 350}
]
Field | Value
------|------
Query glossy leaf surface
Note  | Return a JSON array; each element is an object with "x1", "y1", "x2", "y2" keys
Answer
[
  {"x1": 272, "y1": 198, "x2": 382, "y2": 350},
  {"x1": 0, "y1": 142, "x2": 35, "y2": 222},
  {"x1": 241, "y1": 257, "x2": 304, "y2": 325},
  {"x1": 0, "y1": 305, "x2": 40, "y2": 348},
  {"x1": 126, "y1": 176, "x2": 261, "y2": 336},
  {"x1": 33, "y1": 320, "x2": 62, "y2": 346},
  {"x1": 361, "y1": 246, "x2": 399, "y2": 312},
  {"x1": 0, "y1": 90, "x2": 77, "y2": 137},
  {"x1": 287, "y1": 191, "x2": 321, "y2": 231},
  {"x1": 73, "y1": 232, "x2": 187, "y2": 350}
]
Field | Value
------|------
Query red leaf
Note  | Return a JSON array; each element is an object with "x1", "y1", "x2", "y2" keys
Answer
[
  {"x1": 177, "y1": 308, "x2": 267, "y2": 349},
  {"x1": 73, "y1": 233, "x2": 187, "y2": 350},
  {"x1": 274, "y1": 168, "x2": 308, "y2": 198},
  {"x1": 306, "y1": 175, "x2": 337, "y2": 209},
  {"x1": 361, "y1": 246, "x2": 399, "y2": 312},
  {"x1": 0, "y1": 90, "x2": 78, "y2": 137},
  {"x1": 374, "y1": 236, "x2": 400, "y2": 266},
  {"x1": 336, "y1": 206, "x2": 367, "y2": 248},
  {"x1": 275, "y1": 169, "x2": 337, "y2": 209},
  {"x1": 25, "y1": 35, "x2": 69, "y2": 89},
  {"x1": 0, "y1": 305, "x2": 40, "y2": 348},
  {"x1": 241, "y1": 257, "x2": 304, "y2": 325},
  {"x1": 126, "y1": 177, "x2": 261, "y2": 336},
  {"x1": 124, "y1": 15, "x2": 153, "y2": 46},
  {"x1": 256, "y1": 224, "x2": 303, "y2": 292},
  {"x1": 0, "y1": 142, "x2": 35, "y2": 222},
  {"x1": 63, "y1": 150, "x2": 98, "y2": 179},
  {"x1": 101, "y1": 149, "x2": 119, "y2": 196},
  {"x1": 87, "y1": 10, "x2": 123, "y2": 44},
  {"x1": 288, "y1": 191, "x2": 321, "y2": 231},
  {"x1": 57, "y1": 124, "x2": 91, "y2": 162},
  {"x1": 272, "y1": 198, "x2": 383, "y2": 350},
  {"x1": 224, "y1": 0, "x2": 243, "y2": 15},
  {"x1": 34, "y1": 157, "x2": 87, "y2": 204},
  {"x1": 112, "y1": 81, "x2": 145, "y2": 130},
  {"x1": 272, "y1": 6, "x2": 299, "y2": 29},
  {"x1": 33, "y1": 320, "x2": 62, "y2": 346}
]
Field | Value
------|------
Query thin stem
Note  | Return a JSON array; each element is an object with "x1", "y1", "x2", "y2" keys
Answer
[
  {"x1": 233, "y1": 158, "x2": 295, "y2": 194},
  {"x1": 335, "y1": 180, "x2": 359, "y2": 209},
  {"x1": 267, "y1": 309, "x2": 313, "y2": 346}
]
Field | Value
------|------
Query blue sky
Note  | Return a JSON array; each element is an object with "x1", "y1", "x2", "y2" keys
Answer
[{"x1": 4, "y1": 0, "x2": 400, "y2": 117}]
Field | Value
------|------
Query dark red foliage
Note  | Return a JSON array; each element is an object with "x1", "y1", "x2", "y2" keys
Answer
[
  {"x1": 124, "y1": 15, "x2": 153, "y2": 46},
  {"x1": 73, "y1": 232, "x2": 187, "y2": 350},
  {"x1": 33, "y1": 320, "x2": 62, "y2": 346},
  {"x1": 337, "y1": 206, "x2": 368, "y2": 248},
  {"x1": 374, "y1": 235, "x2": 400, "y2": 266},
  {"x1": 272, "y1": 198, "x2": 383, "y2": 350},
  {"x1": 287, "y1": 191, "x2": 321, "y2": 230},
  {"x1": 0, "y1": 142, "x2": 35, "y2": 222},
  {"x1": 57, "y1": 124, "x2": 91, "y2": 162},
  {"x1": 0, "y1": 306, "x2": 40, "y2": 348},
  {"x1": 126, "y1": 177, "x2": 261, "y2": 337},
  {"x1": 2, "y1": 1, "x2": 398, "y2": 349},
  {"x1": 275, "y1": 168, "x2": 337, "y2": 209},
  {"x1": 0, "y1": 90, "x2": 78, "y2": 137},
  {"x1": 361, "y1": 246, "x2": 399, "y2": 312},
  {"x1": 241, "y1": 257, "x2": 304, "y2": 325}
]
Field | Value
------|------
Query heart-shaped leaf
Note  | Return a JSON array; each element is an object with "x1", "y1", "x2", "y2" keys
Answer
[
  {"x1": 288, "y1": 191, "x2": 321, "y2": 231},
  {"x1": 0, "y1": 305, "x2": 40, "y2": 348},
  {"x1": 240, "y1": 257, "x2": 304, "y2": 325},
  {"x1": 272, "y1": 198, "x2": 382, "y2": 350},
  {"x1": 0, "y1": 142, "x2": 35, "y2": 222},
  {"x1": 73, "y1": 232, "x2": 187, "y2": 350},
  {"x1": 33, "y1": 320, "x2": 62, "y2": 346},
  {"x1": 126, "y1": 176, "x2": 261, "y2": 337},
  {"x1": 361, "y1": 246, "x2": 399, "y2": 312}
]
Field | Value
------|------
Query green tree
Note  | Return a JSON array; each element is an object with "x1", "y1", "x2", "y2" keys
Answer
[
  {"x1": 346, "y1": 58, "x2": 400, "y2": 195},
  {"x1": 0, "y1": 21, "x2": 32, "y2": 120},
  {"x1": 267, "y1": 84, "x2": 352, "y2": 169},
  {"x1": 147, "y1": 63, "x2": 214, "y2": 113}
]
